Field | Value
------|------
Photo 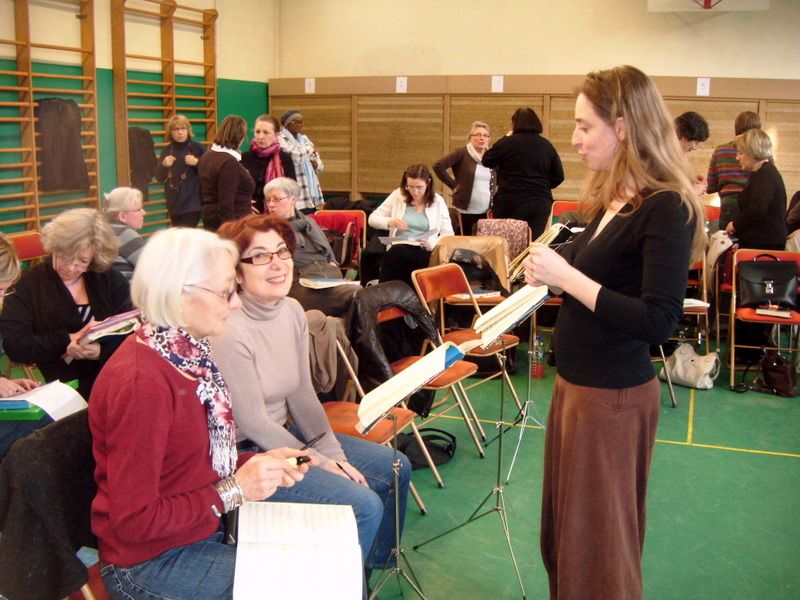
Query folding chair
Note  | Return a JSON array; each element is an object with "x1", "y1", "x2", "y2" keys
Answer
[
  {"x1": 365, "y1": 306, "x2": 485, "y2": 488},
  {"x1": 714, "y1": 244, "x2": 738, "y2": 351},
  {"x1": 549, "y1": 200, "x2": 581, "y2": 227},
  {"x1": 728, "y1": 249, "x2": 800, "y2": 388},
  {"x1": 673, "y1": 254, "x2": 711, "y2": 353},
  {"x1": 475, "y1": 218, "x2": 531, "y2": 277},
  {"x1": 309, "y1": 210, "x2": 367, "y2": 276},
  {"x1": 322, "y1": 340, "x2": 428, "y2": 511},
  {"x1": 8, "y1": 231, "x2": 46, "y2": 265},
  {"x1": 412, "y1": 263, "x2": 524, "y2": 441},
  {"x1": 428, "y1": 234, "x2": 510, "y2": 305}
]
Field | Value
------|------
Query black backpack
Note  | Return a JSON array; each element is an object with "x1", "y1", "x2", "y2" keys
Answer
[{"x1": 395, "y1": 428, "x2": 456, "y2": 470}]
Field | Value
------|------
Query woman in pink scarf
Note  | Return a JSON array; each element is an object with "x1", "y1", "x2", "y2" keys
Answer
[{"x1": 241, "y1": 115, "x2": 297, "y2": 213}]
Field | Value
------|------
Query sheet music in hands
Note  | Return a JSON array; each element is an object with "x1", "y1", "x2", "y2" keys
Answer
[
  {"x1": 233, "y1": 502, "x2": 361, "y2": 600},
  {"x1": 2, "y1": 380, "x2": 87, "y2": 420},
  {"x1": 473, "y1": 284, "x2": 550, "y2": 348}
]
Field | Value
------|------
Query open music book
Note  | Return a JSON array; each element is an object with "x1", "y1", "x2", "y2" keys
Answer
[
  {"x1": 78, "y1": 309, "x2": 142, "y2": 344},
  {"x1": 356, "y1": 284, "x2": 549, "y2": 433},
  {"x1": 0, "y1": 380, "x2": 87, "y2": 420},
  {"x1": 233, "y1": 502, "x2": 361, "y2": 600}
]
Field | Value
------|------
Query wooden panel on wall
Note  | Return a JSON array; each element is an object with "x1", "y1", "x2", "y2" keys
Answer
[
  {"x1": 357, "y1": 95, "x2": 444, "y2": 194},
  {"x1": 547, "y1": 96, "x2": 585, "y2": 201},
  {"x1": 448, "y1": 95, "x2": 544, "y2": 151},
  {"x1": 764, "y1": 101, "x2": 800, "y2": 199},
  {"x1": 270, "y1": 96, "x2": 352, "y2": 193}
]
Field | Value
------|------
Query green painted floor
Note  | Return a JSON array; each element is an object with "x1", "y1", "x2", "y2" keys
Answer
[{"x1": 372, "y1": 346, "x2": 800, "y2": 600}]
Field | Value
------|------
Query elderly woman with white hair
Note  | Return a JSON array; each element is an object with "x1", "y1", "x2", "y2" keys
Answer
[
  {"x1": 279, "y1": 109, "x2": 324, "y2": 213},
  {"x1": 0, "y1": 208, "x2": 131, "y2": 399},
  {"x1": 103, "y1": 186, "x2": 147, "y2": 280},
  {"x1": 89, "y1": 227, "x2": 311, "y2": 600}
]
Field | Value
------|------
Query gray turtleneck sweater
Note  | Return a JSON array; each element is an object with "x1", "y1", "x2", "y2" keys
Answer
[{"x1": 211, "y1": 292, "x2": 346, "y2": 465}]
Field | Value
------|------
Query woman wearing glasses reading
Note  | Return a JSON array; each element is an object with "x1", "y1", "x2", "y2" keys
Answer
[
  {"x1": 0, "y1": 208, "x2": 132, "y2": 399},
  {"x1": 213, "y1": 214, "x2": 409, "y2": 591},
  {"x1": 434, "y1": 121, "x2": 496, "y2": 235},
  {"x1": 523, "y1": 66, "x2": 705, "y2": 599},
  {"x1": 369, "y1": 163, "x2": 454, "y2": 286}
]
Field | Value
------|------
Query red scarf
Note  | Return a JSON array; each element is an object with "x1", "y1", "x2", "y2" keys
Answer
[{"x1": 249, "y1": 140, "x2": 284, "y2": 189}]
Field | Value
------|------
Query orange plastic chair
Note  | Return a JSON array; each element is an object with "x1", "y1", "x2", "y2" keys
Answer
[
  {"x1": 728, "y1": 249, "x2": 800, "y2": 388},
  {"x1": 412, "y1": 263, "x2": 523, "y2": 442},
  {"x1": 310, "y1": 209, "x2": 367, "y2": 274}
]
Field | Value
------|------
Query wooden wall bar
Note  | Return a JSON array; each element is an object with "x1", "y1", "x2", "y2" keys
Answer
[{"x1": 269, "y1": 75, "x2": 800, "y2": 201}]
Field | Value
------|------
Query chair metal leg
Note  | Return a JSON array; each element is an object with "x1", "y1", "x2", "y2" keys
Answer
[
  {"x1": 729, "y1": 312, "x2": 737, "y2": 389},
  {"x1": 408, "y1": 481, "x2": 427, "y2": 515},
  {"x1": 454, "y1": 381, "x2": 487, "y2": 446},
  {"x1": 80, "y1": 583, "x2": 97, "y2": 600},
  {"x1": 408, "y1": 420, "x2": 446, "y2": 488},
  {"x1": 659, "y1": 345, "x2": 677, "y2": 408},
  {"x1": 451, "y1": 383, "x2": 486, "y2": 458}
]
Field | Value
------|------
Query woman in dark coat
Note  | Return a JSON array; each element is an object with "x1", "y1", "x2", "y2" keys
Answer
[
  {"x1": 155, "y1": 114, "x2": 205, "y2": 227},
  {"x1": 241, "y1": 115, "x2": 296, "y2": 214},
  {"x1": 482, "y1": 107, "x2": 564, "y2": 239}
]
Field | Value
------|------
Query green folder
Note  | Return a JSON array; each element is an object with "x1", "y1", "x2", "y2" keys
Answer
[{"x1": 0, "y1": 405, "x2": 46, "y2": 421}]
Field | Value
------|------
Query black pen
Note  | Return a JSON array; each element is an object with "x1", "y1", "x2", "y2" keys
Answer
[
  {"x1": 335, "y1": 461, "x2": 358, "y2": 483},
  {"x1": 300, "y1": 432, "x2": 325, "y2": 450}
]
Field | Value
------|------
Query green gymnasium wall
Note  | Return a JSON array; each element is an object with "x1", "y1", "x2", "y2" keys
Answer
[{"x1": 0, "y1": 61, "x2": 268, "y2": 236}]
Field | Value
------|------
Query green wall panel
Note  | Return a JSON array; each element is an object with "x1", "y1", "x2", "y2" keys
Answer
[{"x1": 217, "y1": 78, "x2": 268, "y2": 150}]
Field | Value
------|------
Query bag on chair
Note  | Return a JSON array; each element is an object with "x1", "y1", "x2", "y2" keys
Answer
[
  {"x1": 395, "y1": 428, "x2": 456, "y2": 470},
  {"x1": 659, "y1": 343, "x2": 720, "y2": 390},
  {"x1": 737, "y1": 254, "x2": 799, "y2": 308}
]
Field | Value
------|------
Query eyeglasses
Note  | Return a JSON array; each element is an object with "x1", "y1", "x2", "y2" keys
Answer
[
  {"x1": 405, "y1": 184, "x2": 427, "y2": 192},
  {"x1": 124, "y1": 207, "x2": 145, "y2": 213},
  {"x1": 58, "y1": 255, "x2": 92, "y2": 269},
  {"x1": 183, "y1": 284, "x2": 238, "y2": 302},
  {"x1": 240, "y1": 247, "x2": 293, "y2": 266},
  {"x1": 471, "y1": 133, "x2": 490, "y2": 138},
  {"x1": 266, "y1": 195, "x2": 291, "y2": 205}
]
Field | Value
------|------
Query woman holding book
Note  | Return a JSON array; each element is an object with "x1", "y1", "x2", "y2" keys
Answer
[
  {"x1": 89, "y1": 227, "x2": 310, "y2": 600},
  {"x1": 522, "y1": 66, "x2": 705, "y2": 599},
  {"x1": 0, "y1": 209, "x2": 132, "y2": 399},
  {"x1": 369, "y1": 163, "x2": 454, "y2": 286},
  {"x1": 213, "y1": 214, "x2": 410, "y2": 588}
]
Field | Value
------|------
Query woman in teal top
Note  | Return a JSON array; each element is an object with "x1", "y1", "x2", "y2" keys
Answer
[{"x1": 368, "y1": 164, "x2": 454, "y2": 286}]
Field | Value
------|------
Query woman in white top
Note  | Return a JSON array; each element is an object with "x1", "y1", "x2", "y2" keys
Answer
[
  {"x1": 368, "y1": 164, "x2": 454, "y2": 286},
  {"x1": 433, "y1": 121, "x2": 496, "y2": 235}
]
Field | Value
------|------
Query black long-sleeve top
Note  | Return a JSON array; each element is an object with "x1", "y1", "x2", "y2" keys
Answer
[
  {"x1": 731, "y1": 160, "x2": 787, "y2": 250},
  {"x1": 0, "y1": 260, "x2": 132, "y2": 398},
  {"x1": 553, "y1": 191, "x2": 693, "y2": 389},
  {"x1": 154, "y1": 140, "x2": 205, "y2": 217},
  {"x1": 240, "y1": 150, "x2": 296, "y2": 213},
  {"x1": 481, "y1": 132, "x2": 564, "y2": 205}
]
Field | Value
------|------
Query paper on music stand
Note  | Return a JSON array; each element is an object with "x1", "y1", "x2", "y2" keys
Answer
[
  {"x1": 234, "y1": 502, "x2": 361, "y2": 600},
  {"x1": 356, "y1": 342, "x2": 468, "y2": 434},
  {"x1": 4, "y1": 380, "x2": 87, "y2": 421},
  {"x1": 473, "y1": 284, "x2": 550, "y2": 347}
]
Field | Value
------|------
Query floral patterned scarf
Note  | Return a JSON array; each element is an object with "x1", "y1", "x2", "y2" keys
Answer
[{"x1": 138, "y1": 323, "x2": 237, "y2": 478}]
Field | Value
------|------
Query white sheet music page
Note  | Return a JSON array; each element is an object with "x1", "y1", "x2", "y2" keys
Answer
[
  {"x1": 233, "y1": 501, "x2": 362, "y2": 600},
  {"x1": 5, "y1": 380, "x2": 87, "y2": 420}
]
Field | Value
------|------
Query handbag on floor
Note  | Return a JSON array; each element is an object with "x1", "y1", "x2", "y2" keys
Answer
[
  {"x1": 737, "y1": 254, "x2": 799, "y2": 309},
  {"x1": 733, "y1": 350, "x2": 797, "y2": 398},
  {"x1": 659, "y1": 343, "x2": 720, "y2": 390}
]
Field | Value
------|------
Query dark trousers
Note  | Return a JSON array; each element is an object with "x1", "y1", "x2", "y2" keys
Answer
[
  {"x1": 170, "y1": 211, "x2": 201, "y2": 228},
  {"x1": 378, "y1": 244, "x2": 431, "y2": 287},
  {"x1": 492, "y1": 194, "x2": 552, "y2": 240}
]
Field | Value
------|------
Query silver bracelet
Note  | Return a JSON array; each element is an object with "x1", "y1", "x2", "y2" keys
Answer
[{"x1": 213, "y1": 476, "x2": 244, "y2": 514}]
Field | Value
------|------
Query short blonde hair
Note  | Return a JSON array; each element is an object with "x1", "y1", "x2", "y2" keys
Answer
[
  {"x1": 131, "y1": 228, "x2": 238, "y2": 329},
  {"x1": 469, "y1": 121, "x2": 490, "y2": 138},
  {"x1": 41, "y1": 208, "x2": 118, "y2": 271},
  {"x1": 735, "y1": 128, "x2": 773, "y2": 161},
  {"x1": 0, "y1": 233, "x2": 21, "y2": 284},
  {"x1": 166, "y1": 114, "x2": 193, "y2": 140},
  {"x1": 103, "y1": 187, "x2": 143, "y2": 222}
]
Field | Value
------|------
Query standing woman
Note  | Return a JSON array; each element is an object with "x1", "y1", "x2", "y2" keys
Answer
[
  {"x1": 369, "y1": 164, "x2": 454, "y2": 286},
  {"x1": 241, "y1": 115, "x2": 296, "y2": 214},
  {"x1": 197, "y1": 115, "x2": 255, "y2": 231},
  {"x1": 482, "y1": 107, "x2": 564, "y2": 239},
  {"x1": 279, "y1": 110, "x2": 324, "y2": 213},
  {"x1": 523, "y1": 66, "x2": 705, "y2": 600},
  {"x1": 155, "y1": 114, "x2": 205, "y2": 228},
  {"x1": 433, "y1": 121, "x2": 496, "y2": 235},
  {"x1": 725, "y1": 128, "x2": 787, "y2": 251},
  {"x1": 0, "y1": 208, "x2": 132, "y2": 399}
]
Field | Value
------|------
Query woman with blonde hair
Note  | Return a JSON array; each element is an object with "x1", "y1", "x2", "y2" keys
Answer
[
  {"x1": 523, "y1": 65, "x2": 704, "y2": 600},
  {"x1": 433, "y1": 120, "x2": 495, "y2": 234},
  {"x1": 155, "y1": 114, "x2": 205, "y2": 228},
  {"x1": 725, "y1": 128, "x2": 787, "y2": 250},
  {"x1": 0, "y1": 208, "x2": 132, "y2": 398},
  {"x1": 197, "y1": 115, "x2": 255, "y2": 231},
  {"x1": 103, "y1": 186, "x2": 146, "y2": 280}
]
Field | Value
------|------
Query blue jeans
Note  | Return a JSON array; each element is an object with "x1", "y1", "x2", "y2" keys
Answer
[
  {"x1": 100, "y1": 532, "x2": 235, "y2": 600},
  {"x1": 252, "y1": 432, "x2": 411, "y2": 570}
]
